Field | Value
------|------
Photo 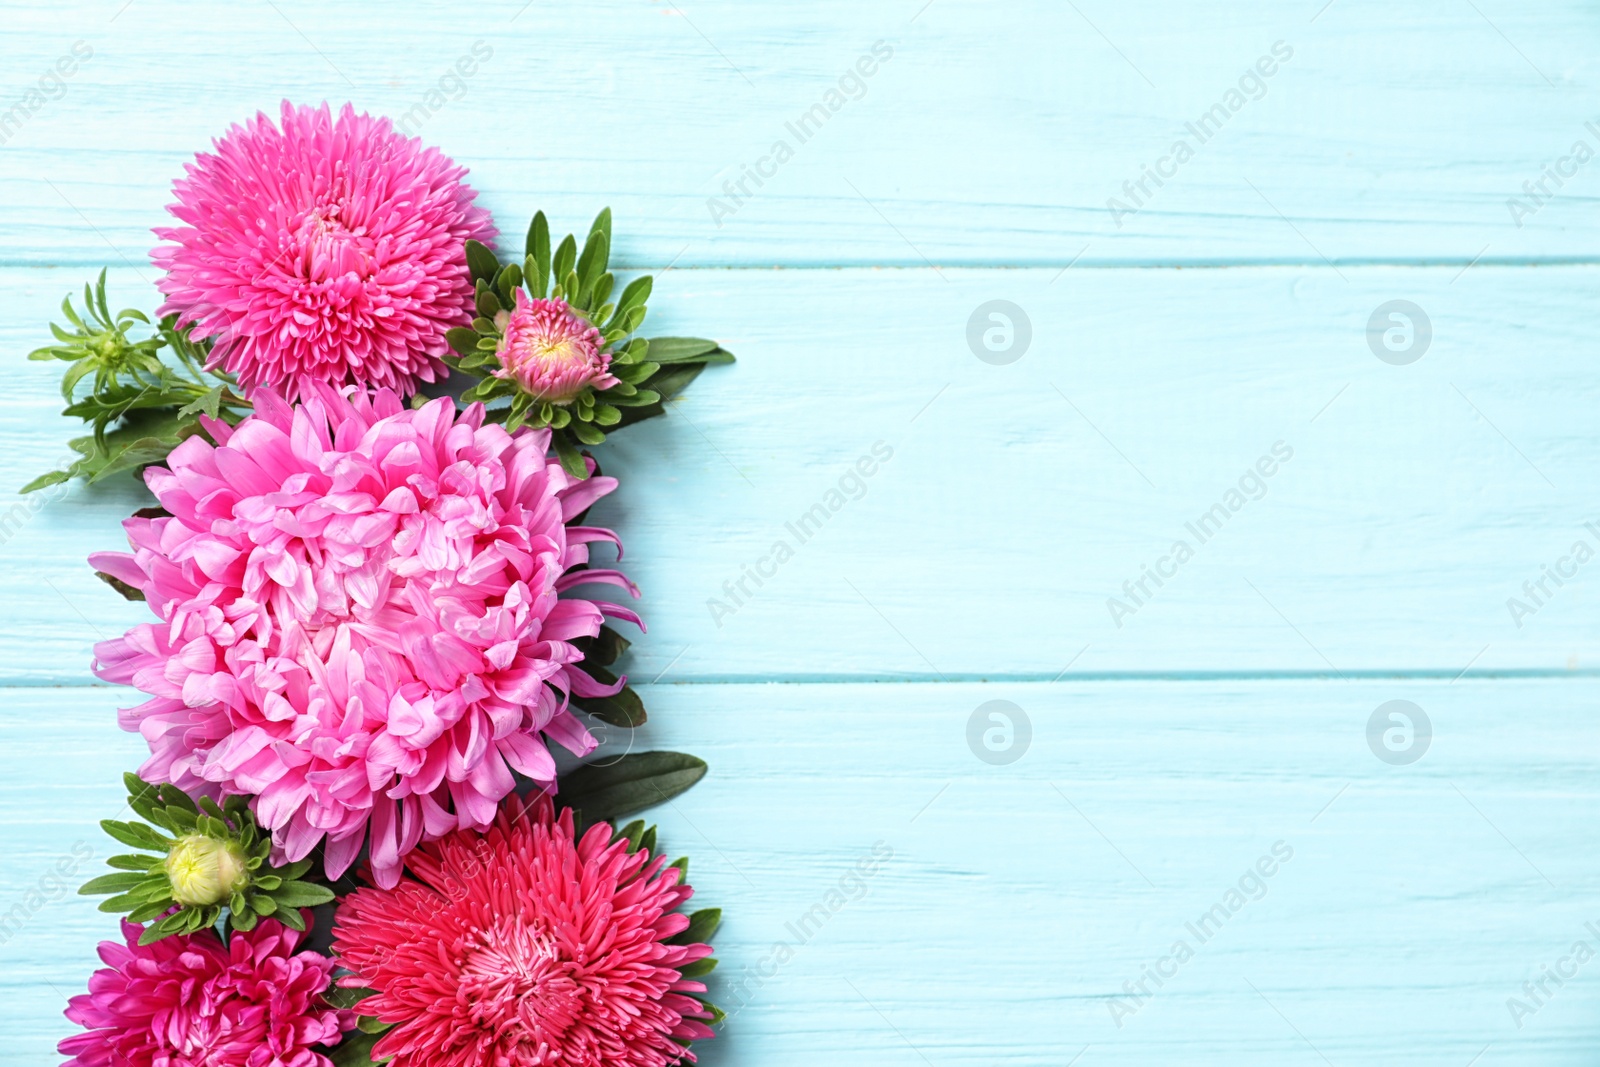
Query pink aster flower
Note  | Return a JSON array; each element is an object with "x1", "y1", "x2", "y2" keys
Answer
[
  {"x1": 494, "y1": 290, "x2": 620, "y2": 402},
  {"x1": 59, "y1": 916, "x2": 352, "y2": 1067},
  {"x1": 153, "y1": 101, "x2": 496, "y2": 400},
  {"x1": 333, "y1": 794, "x2": 715, "y2": 1067},
  {"x1": 90, "y1": 386, "x2": 640, "y2": 887}
]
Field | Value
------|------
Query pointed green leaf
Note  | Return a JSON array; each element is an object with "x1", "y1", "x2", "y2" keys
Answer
[
  {"x1": 100, "y1": 819, "x2": 172, "y2": 851},
  {"x1": 555, "y1": 751, "x2": 708, "y2": 827},
  {"x1": 680, "y1": 957, "x2": 718, "y2": 978},
  {"x1": 78, "y1": 872, "x2": 151, "y2": 895},
  {"x1": 643, "y1": 337, "x2": 720, "y2": 363},
  {"x1": 465, "y1": 239, "x2": 500, "y2": 283},
  {"x1": 672, "y1": 908, "x2": 722, "y2": 945},
  {"x1": 271, "y1": 881, "x2": 335, "y2": 908}
]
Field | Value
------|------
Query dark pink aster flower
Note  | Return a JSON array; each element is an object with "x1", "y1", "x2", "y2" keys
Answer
[
  {"x1": 494, "y1": 290, "x2": 621, "y2": 403},
  {"x1": 153, "y1": 101, "x2": 496, "y2": 400},
  {"x1": 90, "y1": 387, "x2": 640, "y2": 887},
  {"x1": 333, "y1": 795, "x2": 715, "y2": 1067},
  {"x1": 58, "y1": 917, "x2": 352, "y2": 1067}
]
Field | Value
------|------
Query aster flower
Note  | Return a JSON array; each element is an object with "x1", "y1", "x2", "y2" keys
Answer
[
  {"x1": 90, "y1": 386, "x2": 641, "y2": 888},
  {"x1": 79, "y1": 773, "x2": 334, "y2": 944},
  {"x1": 153, "y1": 100, "x2": 496, "y2": 401},
  {"x1": 495, "y1": 289, "x2": 621, "y2": 402},
  {"x1": 333, "y1": 794, "x2": 719, "y2": 1067},
  {"x1": 445, "y1": 209, "x2": 733, "y2": 476},
  {"x1": 59, "y1": 916, "x2": 353, "y2": 1067}
]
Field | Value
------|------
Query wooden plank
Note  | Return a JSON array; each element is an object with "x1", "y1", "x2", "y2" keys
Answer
[
  {"x1": 1, "y1": 265, "x2": 1596, "y2": 682},
  {"x1": 0, "y1": 0, "x2": 1595, "y2": 266},
  {"x1": 4, "y1": 679, "x2": 1597, "y2": 1064}
]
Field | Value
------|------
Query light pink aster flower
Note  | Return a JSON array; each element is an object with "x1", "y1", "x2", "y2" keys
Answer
[
  {"x1": 90, "y1": 386, "x2": 640, "y2": 887},
  {"x1": 153, "y1": 101, "x2": 496, "y2": 400},
  {"x1": 59, "y1": 917, "x2": 352, "y2": 1067},
  {"x1": 493, "y1": 290, "x2": 620, "y2": 402},
  {"x1": 333, "y1": 794, "x2": 715, "y2": 1067}
]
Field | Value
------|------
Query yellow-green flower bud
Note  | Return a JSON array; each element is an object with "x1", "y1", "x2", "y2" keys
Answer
[{"x1": 164, "y1": 835, "x2": 248, "y2": 907}]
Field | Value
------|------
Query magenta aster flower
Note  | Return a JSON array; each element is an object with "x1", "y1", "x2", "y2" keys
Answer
[
  {"x1": 494, "y1": 290, "x2": 621, "y2": 403},
  {"x1": 59, "y1": 917, "x2": 352, "y2": 1067},
  {"x1": 90, "y1": 386, "x2": 640, "y2": 887},
  {"x1": 152, "y1": 101, "x2": 496, "y2": 400},
  {"x1": 333, "y1": 795, "x2": 715, "y2": 1067}
]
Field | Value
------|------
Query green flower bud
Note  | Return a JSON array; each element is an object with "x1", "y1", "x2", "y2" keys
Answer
[{"x1": 164, "y1": 835, "x2": 248, "y2": 907}]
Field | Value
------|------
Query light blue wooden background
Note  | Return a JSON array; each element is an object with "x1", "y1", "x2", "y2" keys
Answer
[{"x1": 2, "y1": 1, "x2": 1598, "y2": 1063}]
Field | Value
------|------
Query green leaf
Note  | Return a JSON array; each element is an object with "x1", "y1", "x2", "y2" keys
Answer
[
  {"x1": 552, "y1": 433, "x2": 589, "y2": 480},
  {"x1": 445, "y1": 327, "x2": 480, "y2": 357},
  {"x1": 105, "y1": 853, "x2": 160, "y2": 872},
  {"x1": 157, "y1": 783, "x2": 198, "y2": 814},
  {"x1": 100, "y1": 819, "x2": 172, "y2": 851},
  {"x1": 96, "y1": 571, "x2": 146, "y2": 602},
  {"x1": 78, "y1": 872, "x2": 151, "y2": 896},
  {"x1": 576, "y1": 231, "x2": 608, "y2": 308},
  {"x1": 671, "y1": 907, "x2": 722, "y2": 945},
  {"x1": 465, "y1": 239, "x2": 500, "y2": 283},
  {"x1": 572, "y1": 421, "x2": 606, "y2": 446},
  {"x1": 572, "y1": 669, "x2": 647, "y2": 728},
  {"x1": 270, "y1": 881, "x2": 336, "y2": 908},
  {"x1": 574, "y1": 625, "x2": 631, "y2": 668},
  {"x1": 588, "y1": 206, "x2": 613, "y2": 251},
  {"x1": 126, "y1": 899, "x2": 170, "y2": 923},
  {"x1": 614, "y1": 820, "x2": 647, "y2": 850},
  {"x1": 644, "y1": 337, "x2": 721, "y2": 363},
  {"x1": 607, "y1": 276, "x2": 653, "y2": 331},
  {"x1": 175, "y1": 383, "x2": 227, "y2": 420},
  {"x1": 680, "y1": 957, "x2": 718, "y2": 978},
  {"x1": 279, "y1": 859, "x2": 314, "y2": 880},
  {"x1": 527, "y1": 211, "x2": 551, "y2": 289},
  {"x1": 325, "y1": 1027, "x2": 386, "y2": 1067},
  {"x1": 555, "y1": 751, "x2": 708, "y2": 827},
  {"x1": 19, "y1": 470, "x2": 71, "y2": 494},
  {"x1": 475, "y1": 288, "x2": 503, "y2": 320},
  {"x1": 552, "y1": 235, "x2": 577, "y2": 290}
]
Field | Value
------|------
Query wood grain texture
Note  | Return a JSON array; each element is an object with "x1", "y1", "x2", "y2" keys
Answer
[
  {"x1": 3, "y1": 0, "x2": 1598, "y2": 1061},
  {"x1": 4, "y1": 681, "x2": 1598, "y2": 1065},
  {"x1": 0, "y1": 1, "x2": 1596, "y2": 266},
  {"x1": 1, "y1": 265, "x2": 1595, "y2": 681}
]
